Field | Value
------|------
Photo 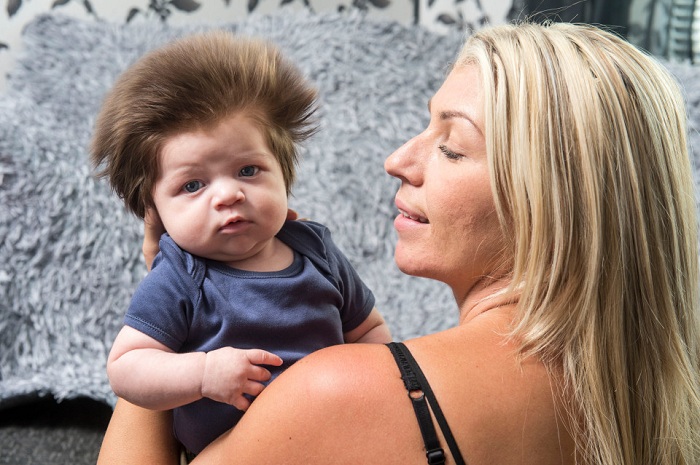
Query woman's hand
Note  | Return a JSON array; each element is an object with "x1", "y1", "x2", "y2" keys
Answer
[
  {"x1": 286, "y1": 208, "x2": 299, "y2": 221},
  {"x1": 143, "y1": 208, "x2": 165, "y2": 271}
]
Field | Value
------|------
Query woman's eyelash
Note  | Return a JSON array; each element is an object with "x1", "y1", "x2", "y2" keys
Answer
[{"x1": 439, "y1": 144, "x2": 463, "y2": 160}]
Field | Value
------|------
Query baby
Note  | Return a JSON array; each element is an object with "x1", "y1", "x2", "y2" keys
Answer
[{"x1": 90, "y1": 31, "x2": 391, "y2": 455}]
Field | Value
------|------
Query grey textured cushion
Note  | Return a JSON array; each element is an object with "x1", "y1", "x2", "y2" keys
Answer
[
  {"x1": 1, "y1": 12, "x2": 699, "y2": 414},
  {"x1": 0, "y1": 12, "x2": 460, "y2": 409}
]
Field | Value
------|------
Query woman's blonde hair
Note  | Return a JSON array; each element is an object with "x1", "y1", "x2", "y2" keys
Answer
[{"x1": 458, "y1": 22, "x2": 700, "y2": 464}]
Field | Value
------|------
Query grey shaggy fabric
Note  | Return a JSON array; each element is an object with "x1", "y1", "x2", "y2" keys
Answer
[
  {"x1": 0, "y1": 12, "x2": 463, "y2": 410},
  {"x1": 2, "y1": 12, "x2": 700, "y2": 415}
]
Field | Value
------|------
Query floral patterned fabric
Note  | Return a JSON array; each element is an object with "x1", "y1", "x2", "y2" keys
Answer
[{"x1": 1, "y1": 0, "x2": 697, "y2": 74}]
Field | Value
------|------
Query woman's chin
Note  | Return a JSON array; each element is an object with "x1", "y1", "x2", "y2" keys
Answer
[{"x1": 394, "y1": 249, "x2": 433, "y2": 279}]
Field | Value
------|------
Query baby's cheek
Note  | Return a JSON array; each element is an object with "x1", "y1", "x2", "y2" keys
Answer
[{"x1": 166, "y1": 218, "x2": 204, "y2": 251}]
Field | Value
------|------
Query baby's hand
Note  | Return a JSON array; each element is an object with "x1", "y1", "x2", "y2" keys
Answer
[{"x1": 201, "y1": 347, "x2": 283, "y2": 411}]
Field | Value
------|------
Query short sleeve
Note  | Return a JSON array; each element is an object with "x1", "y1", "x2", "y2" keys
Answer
[
  {"x1": 317, "y1": 226, "x2": 376, "y2": 333},
  {"x1": 124, "y1": 236, "x2": 199, "y2": 351}
]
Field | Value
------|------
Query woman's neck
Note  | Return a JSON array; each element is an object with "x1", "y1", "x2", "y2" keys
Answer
[{"x1": 456, "y1": 276, "x2": 518, "y2": 325}]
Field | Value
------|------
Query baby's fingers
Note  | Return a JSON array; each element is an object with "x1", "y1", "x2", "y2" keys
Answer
[
  {"x1": 231, "y1": 394, "x2": 252, "y2": 412},
  {"x1": 232, "y1": 381, "x2": 267, "y2": 411},
  {"x1": 242, "y1": 380, "x2": 267, "y2": 398},
  {"x1": 245, "y1": 349, "x2": 283, "y2": 367},
  {"x1": 245, "y1": 364, "x2": 275, "y2": 383}
]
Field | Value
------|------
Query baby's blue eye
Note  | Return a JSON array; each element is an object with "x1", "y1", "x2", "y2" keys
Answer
[
  {"x1": 183, "y1": 180, "x2": 204, "y2": 193},
  {"x1": 240, "y1": 166, "x2": 259, "y2": 177}
]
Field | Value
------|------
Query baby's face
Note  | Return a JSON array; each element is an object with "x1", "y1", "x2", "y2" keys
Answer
[{"x1": 152, "y1": 113, "x2": 289, "y2": 268}]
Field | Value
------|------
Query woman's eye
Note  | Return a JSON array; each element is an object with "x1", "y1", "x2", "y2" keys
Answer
[
  {"x1": 240, "y1": 166, "x2": 259, "y2": 177},
  {"x1": 439, "y1": 144, "x2": 464, "y2": 160},
  {"x1": 183, "y1": 180, "x2": 204, "y2": 193}
]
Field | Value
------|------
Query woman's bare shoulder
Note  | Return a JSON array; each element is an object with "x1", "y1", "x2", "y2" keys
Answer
[
  {"x1": 405, "y1": 311, "x2": 577, "y2": 465},
  {"x1": 195, "y1": 311, "x2": 576, "y2": 464},
  {"x1": 195, "y1": 342, "x2": 425, "y2": 464}
]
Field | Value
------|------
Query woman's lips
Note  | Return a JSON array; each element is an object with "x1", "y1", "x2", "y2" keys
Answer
[
  {"x1": 394, "y1": 198, "x2": 429, "y2": 224},
  {"x1": 393, "y1": 199, "x2": 429, "y2": 232},
  {"x1": 398, "y1": 209, "x2": 429, "y2": 223}
]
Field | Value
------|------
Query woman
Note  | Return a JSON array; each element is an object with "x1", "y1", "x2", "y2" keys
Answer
[{"x1": 98, "y1": 21, "x2": 700, "y2": 465}]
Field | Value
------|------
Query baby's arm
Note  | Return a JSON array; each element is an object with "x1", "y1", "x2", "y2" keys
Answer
[
  {"x1": 107, "y1": 326, "x2": 283, "y2": 411},
  {"x1": 343, "y1": 307, "x2": 392, "y2": 344}
]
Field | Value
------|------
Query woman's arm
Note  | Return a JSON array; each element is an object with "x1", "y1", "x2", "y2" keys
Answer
[
  {"x1": 98, "y1": 344, "x2": 416, "y2": 465},
  {"x1": 96, "y1": 398, "x2": 179, "y2": 465},
  {"x1": 192, "y1": 342, "x2": 424, "y2": 465},
  {"x1": 99, "y1": 311, "x2": 572, "y2": 464}
]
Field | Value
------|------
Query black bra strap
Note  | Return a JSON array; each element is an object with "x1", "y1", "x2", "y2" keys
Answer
[
  {"x1": 387, "y1": 342, "x2": 466, "y2": 465},
  {"x1": 387, "y1": 342, "x2": 445, "y2": 465}
]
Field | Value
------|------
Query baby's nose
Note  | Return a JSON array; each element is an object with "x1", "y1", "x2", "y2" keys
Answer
[{"x1": 213, "y1": 181, "x2": 245, "y2": 207}]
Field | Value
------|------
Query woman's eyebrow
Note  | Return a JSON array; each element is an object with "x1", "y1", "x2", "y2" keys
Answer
[
  {"x1": 441, "y1": 110, "x2": 483, "y2": 136},
  {"x1": 427, "y1": 98, "x2": 483, "y2": 136}
]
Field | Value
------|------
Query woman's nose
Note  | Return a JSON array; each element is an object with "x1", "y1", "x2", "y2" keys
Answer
[
  {"x1": 213, "y1": 181, "x2": 245, "y2": 208},
  {"x1": 385, "y1": 135, "x2": 422, "y2": 185}
]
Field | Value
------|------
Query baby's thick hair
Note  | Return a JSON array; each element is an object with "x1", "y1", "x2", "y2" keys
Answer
[{"x1": 91, "y1": 31, "x2": 318, "y2": 218}]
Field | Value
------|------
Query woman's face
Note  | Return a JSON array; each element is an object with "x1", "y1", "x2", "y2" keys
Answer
[{"x1": 385, "y1": 64, "x2": 505, "y2": 302}]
